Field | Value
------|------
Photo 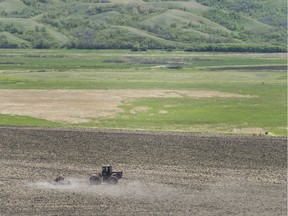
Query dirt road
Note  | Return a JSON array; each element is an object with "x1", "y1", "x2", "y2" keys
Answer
[{"x1": 0, "y1": 127, "x2": 286, "y2": 215}]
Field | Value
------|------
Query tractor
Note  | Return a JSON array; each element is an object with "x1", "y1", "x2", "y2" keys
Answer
[{"x1": 89, "y1": 165, "x2": 123, "y2": 185}]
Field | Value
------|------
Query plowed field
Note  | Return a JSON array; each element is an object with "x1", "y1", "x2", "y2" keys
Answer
[{"x1": 0, "y1": 127, "x2": 286, "y2": 216}]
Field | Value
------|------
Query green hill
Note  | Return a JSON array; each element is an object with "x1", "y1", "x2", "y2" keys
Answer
[{"x1": 0, "y1": 0, "x2": 286, "y2": 52}]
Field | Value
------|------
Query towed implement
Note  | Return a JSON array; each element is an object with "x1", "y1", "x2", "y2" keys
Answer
[
  {"x1": 89, "y1": 165, "x2": 123, "y2": 185},
  {"x1": 50, "y1": 176, "x2": 70, "y2": 185}
]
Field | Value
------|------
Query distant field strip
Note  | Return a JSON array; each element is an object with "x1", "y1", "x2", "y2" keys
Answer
[
  {"x1": 0, "y1": 90, "x2": 254, "y2": 123},
  {"x1": 0, "y1": 50, "x2": 286, "y2": 135}
]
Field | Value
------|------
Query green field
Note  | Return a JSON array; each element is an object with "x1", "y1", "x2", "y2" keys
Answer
[{"x1": 0, "y1": 49, "x2": 286, "y2": 135}]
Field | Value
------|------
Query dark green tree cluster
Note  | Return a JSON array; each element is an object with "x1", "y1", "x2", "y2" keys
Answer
[
  {"x1": 186, "y1": 43, "x2": 287, "y2": 53},
  {"x1": 203, "y1": 9, "x2": 240, "y2": 31}
]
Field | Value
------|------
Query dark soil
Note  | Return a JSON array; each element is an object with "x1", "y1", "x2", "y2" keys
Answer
[{"x1": 0, "y1": 127, "x2": 286, "y2": 216}]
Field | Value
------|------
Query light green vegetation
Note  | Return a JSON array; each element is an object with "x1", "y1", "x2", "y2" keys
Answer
[
  {"x1": 88, "y1": 85, "x2": 286, "y2": 135},
  {"x1": 0, "y1": 49, "x2": 286, "y2": 135},
  {"x1": 0, "y1": 114, "x2": 65, "y2": 127}
]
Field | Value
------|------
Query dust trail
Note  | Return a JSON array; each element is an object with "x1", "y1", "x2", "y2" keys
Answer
[
  {"x1": 28, "y1": 178, "x2": 177, "y2": 200},
  {"x1": 27, "y1": 177, "x2": 287, "y2": 215}
]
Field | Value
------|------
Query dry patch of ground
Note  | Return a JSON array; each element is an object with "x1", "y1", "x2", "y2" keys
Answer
[
  {"x1": 233, "y1": 127, "x2": 266, "y2": 134},
  {"x1": 0, "y1": 90, "x2": 254, "y2": 123},
  {"x1": 129, "y1": 106, "x2": 150, "y2": 114}
]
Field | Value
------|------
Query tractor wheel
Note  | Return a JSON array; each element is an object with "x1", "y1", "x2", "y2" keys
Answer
[
  {"x1": 89, "y1": 176, "x2": 101, "y2": 185},
  {"x1": 107, "y1": 176, "x2": 118, "y2": 185}
]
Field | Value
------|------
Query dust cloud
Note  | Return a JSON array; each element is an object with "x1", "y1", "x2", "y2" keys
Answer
[
  {"x1": 25, "y1": 176, "x2": 288, "y2": 215},
  {"x1": 28, "y1": 178, "x2": 177, "y2": 201}
]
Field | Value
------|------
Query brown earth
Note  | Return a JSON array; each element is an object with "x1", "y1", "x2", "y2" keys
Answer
[
  {"x1": 0, "y1": 127, "x2": 286, "y2": 216},
  {"x1": 0, "y1": 90, "x2": 255, "y2": 123}
]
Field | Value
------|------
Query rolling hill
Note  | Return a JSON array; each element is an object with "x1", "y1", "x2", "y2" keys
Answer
[{"x1": 0, "y1": 0, "x2": 286, "y2": 52}]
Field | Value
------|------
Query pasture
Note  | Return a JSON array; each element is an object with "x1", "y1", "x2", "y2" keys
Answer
[{"x1": 0, "y1": 49, "x2": 286, "y2": 135}]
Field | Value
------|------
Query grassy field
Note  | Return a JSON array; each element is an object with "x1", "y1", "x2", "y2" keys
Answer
[{"x1": 0, "y1": 49, "x2": 286, "y2": 135}]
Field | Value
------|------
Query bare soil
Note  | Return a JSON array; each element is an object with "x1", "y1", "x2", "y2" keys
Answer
[
  {"x1": 0, "y1": 127, "x2": 286, "y2": 216},
  {"x1": 0, "y1": 90, "x2": 254, "y2": 123}
]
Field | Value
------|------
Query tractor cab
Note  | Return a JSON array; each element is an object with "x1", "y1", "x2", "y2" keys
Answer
[{"x1": 102, "y1": 165, "x2": 112, "y2": 178}]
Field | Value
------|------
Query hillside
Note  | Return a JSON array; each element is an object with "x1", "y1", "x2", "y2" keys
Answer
[{"x1": 0, "y1": 0, "x2": 286, "y2": 52}]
